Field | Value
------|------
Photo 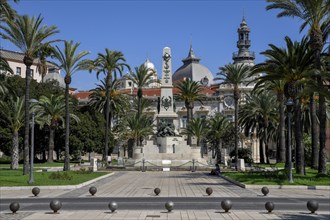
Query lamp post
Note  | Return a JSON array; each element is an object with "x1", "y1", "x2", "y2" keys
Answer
[{"x1": 29, "y1": 99, "x2": 38, "y2": 184}]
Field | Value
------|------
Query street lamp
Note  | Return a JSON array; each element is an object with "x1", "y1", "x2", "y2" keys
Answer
[
  {"x1": 29, "y1": 99, "x2": 38, "y2": 184},
  {"x1": 286, "y1": 98, "x2": 294, "y2": 183}
]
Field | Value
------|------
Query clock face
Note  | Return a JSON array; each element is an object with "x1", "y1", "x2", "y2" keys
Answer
[{"x1": 224, "y1": 96, "x2": 234, "y2": 107}]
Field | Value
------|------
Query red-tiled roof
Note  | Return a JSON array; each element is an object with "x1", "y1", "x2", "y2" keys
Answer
[{"x1": 73, "y1": 91, "x2": 91, "y2": 100}]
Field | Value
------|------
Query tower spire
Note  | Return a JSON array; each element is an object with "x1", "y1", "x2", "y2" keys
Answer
[{"x1": 232, "y1": 17, "x2": 255, "y2": 65}]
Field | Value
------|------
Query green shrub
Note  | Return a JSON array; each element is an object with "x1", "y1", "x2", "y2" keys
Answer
[
  {"x1": 48, "y1": 171, "x2": 73, "y2": 180},
  {"x1": 230, "y1": 148, "x2": 254, "y2": 165}
]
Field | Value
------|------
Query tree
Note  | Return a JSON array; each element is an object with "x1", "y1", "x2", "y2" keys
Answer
[
  {"x1": 252, "y1": 36, "x2": 314, "y2": 174},
  {"x1": 127, "y1": 64, "x2": 155, "y2": 116},
  {"x1": 184, "y1": 117, "x2": 208, "y2": 147},
  {"x1": 0, "y1": 0, "x2": 19, "y2": 22},
  {"x1": 0, "y1": 14, "x2": 59, "y2": 175},
  {"x1": 215, "y1": 63, "x2": 251, "y2": 170},
  {"x1": 206, "y1": 113, "x2": 234, "y2": 164},
  {"x1": 175, "y1": 79, "x2": 205, "y2": 145},
  {"x1": 36, "y1": 44, "x2": 55, "y2": 82},
  {"x1": 33, "y1": 95, "x2": 65, "y2": 162},
  {"x1": 51, "y1": 40, "x2": 89, "y2": 170},
  {"x1": 0, "y1": 56, "x2": 14, "y2": 75},
  {"x1": 88, "y1": 49, "x2": 130, "y2": 162},
  {"x1": 267, "y1": 0, "x2": 330, "y2": 174},
  {"x1": 239, "y1": 91, "x2": 279, "y2": 164},
  {"x1": 252, "y1": 80, "x2": 286, "y2": 163},
  {"x1": 0, "y1": 95, "x2": 24, "y2": 169}
]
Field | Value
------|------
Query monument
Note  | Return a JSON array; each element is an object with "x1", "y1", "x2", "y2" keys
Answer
[{"x1": 129, "y1": 47, "x2": 207, "y2": 168}]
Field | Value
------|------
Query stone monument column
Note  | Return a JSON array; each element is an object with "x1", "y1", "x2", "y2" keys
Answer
[{"x1": 157, "y1": 47, "x2": 178, "y2": 121}]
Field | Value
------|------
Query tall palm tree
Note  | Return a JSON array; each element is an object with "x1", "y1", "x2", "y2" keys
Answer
[
  {"x1": 88, "y1": 78, "x2": 130, "y2": 127},
  {"x1": 206, "y1": 114, "x2": 233, "y2": 164},
  {"x1": 175, "y1": 79, "x2": 205, "y2": 146},
  {"x1": 215, "y1": 63, "x2": 251, "y2": 170},
  {"x1": 89, "y1": 49, "x2": 130, "y2": 161},
  {"x1": 0, "y1": 14, "x2": 59, "y2": 175},
  {"x1": 184, "y1": 117, "x2": 208, "y2": 147},
  {"x1": 127, "y1": 64, "x2": 155, "y2": 116},
  {"x1": 267, "y1": 0, "x2": 330, "y2": 174},
  {"x1": 252, "y1": 80, "x2": 286, "y2": 162},
  {"x1": 0, "y1": 0, "x2": 19, "y2": 22},
  {"x1": 239, "y1": 91, "x2": 279, "y2": 164},
  {"x1": 0, "y1": 95, "x2": 24, "y2": 169},
  {"x1": 33, "y1": 95, "x2": 65, "y2": 162},
  {"x1": 51, "y1": 40, "x2": 89, "y2": 170}
]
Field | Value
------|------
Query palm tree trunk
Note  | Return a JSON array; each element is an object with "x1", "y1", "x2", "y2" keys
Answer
[
  {"x1": 294, "y1": 99, "x2": 304, "y2": 175},
  {"x1": 278, "y1": 93, "x2": 286, "y2": 162},
  {"x1": 187, "y1": 105, "x2": 192, "y2": 146},
  {"x1": 216, "y1": 141, "x2": 222, "y2": 164},
  {"x1": 264, "y1": 126, "x2": 270, "y2": 164},
  {"x1": 234, "y1": 96, "x2": 239, "y2": 170},
  {"x1": 259, "y1": 138, "x2": 265, "y2": 164},
  {"x1": 310, "y1": 94, "x2": 318, "y2": 169},
  {"x1": 23, "y1": 56, "x2": 33, "y2": 175},
  {"x1": 48, "y1": 128, "x2": 55, "y2": 163},
  {"x1": 11, "y1": 131, "x2": 19, "y2": 170},
  {"x1": 63, "y1": 81, "x2": 70, "y2": 171},
  {"x1": 104, "y1": 75, "x2": 111, "y2": 162},
  {"x1": 318, "y1": 82, "x2": 327, "y2": 174}
]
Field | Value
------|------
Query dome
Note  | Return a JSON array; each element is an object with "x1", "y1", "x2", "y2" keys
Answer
[
  {"x1": 144, "y1": 58, "x2": 156, "y2": 71},
  {"x1": 172, "y1": 46, "x2": 214, "y2": 85}
]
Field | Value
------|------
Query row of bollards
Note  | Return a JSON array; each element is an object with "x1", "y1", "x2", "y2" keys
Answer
[
  {"x1": 28, "y1": 186, "x2": 270, "y2": 197},
  {"x1": 9, "y1": 186, "x2": 318, "y2": 215},
  {"x1": 8, "y1": 199, "x2": 320, "y2": 214}
]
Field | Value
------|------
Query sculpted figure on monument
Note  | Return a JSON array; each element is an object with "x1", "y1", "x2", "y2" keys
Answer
[{"x1": 157, "y1": 120, "x2": 176, "y2": 137}]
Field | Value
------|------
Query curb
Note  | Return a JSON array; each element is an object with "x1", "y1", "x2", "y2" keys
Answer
[
  {"x1": 219, "y1": 174, "x2": 330, "y2": 190},
  {"x1": 0, "y1": 172, "x2": 114, "y2": 190}
]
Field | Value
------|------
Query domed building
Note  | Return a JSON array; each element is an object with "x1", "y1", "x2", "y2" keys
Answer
[
  {"x1": 144, "y1": 58, "x2": 161, "y2": 88},
  {"x1": 172, "y1": 45, "x2": 214, "y2": 86}
]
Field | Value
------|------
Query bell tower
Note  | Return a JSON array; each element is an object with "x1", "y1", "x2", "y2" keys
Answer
[{"x1": 233, "y1": 17, "x2": 255, "y2": 66}]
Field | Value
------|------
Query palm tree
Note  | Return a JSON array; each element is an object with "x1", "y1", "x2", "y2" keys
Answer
[
  {"x1": 89, "y1": 49, "x2": 130, "y2": 161},
  {"x1": 36, "y1": 44, "x2": 54, "y2": 83},
  {"x1": 239, "y1": 91, "x2": 279, "y2": 164},
  {"x1": 0, "y1": 0, "x2": 19, "y2": 21},
  {"x1": 175, "y1": 79, "x2": 205, "y2": 145},
  {"x1": 206, "y1": 114, "x2": 233, "y2": 164},
  {"x1": 252, "y1": 80, "x2": 286, "y2": 163},
  {"x1": 127, "y1": 64, "x2": 155, "y2": 116},
  {"x1": 253, "y1": 36, "x2": 314, "y2": 174},
  {"x1": 267, "y1": 0, "x2": 330, "y2": 174},
  {"x1": 88, "y1": 78, "x2": 130, "y2": 128},
  {"x1": 33, "y1": 95, "x2": 65, "y2": 162},
  {"x1": 0, "y1": 95, "x2": 24, "y2": 169},
  {"x1": 215, "y1": 63, "x2": 251, "y2": 170},
  {"x1": 0, "y1": 57, "x2": 14, "y2": 75},
  {"x1": 0, "y1": 14, "x2": 59, "y2": 175},
  {"x1": 184, "y1": 117, "x2": 208, "y2": 147},
  {"x1": 51, "y1": 40, "x2": 89, "y2": 170}
]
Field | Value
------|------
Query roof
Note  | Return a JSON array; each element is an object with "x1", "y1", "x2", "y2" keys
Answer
[
  {"x1": 172, "y1": 46, "x2": 214, "y2": 85},
  {"x1": 0, "y1": 49, "x2": 55, "y2": 67}
]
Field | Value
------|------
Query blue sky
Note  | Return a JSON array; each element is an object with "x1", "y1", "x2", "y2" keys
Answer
[{"x1": 3, "y1": 0, "x2": 307, "y2": 91}]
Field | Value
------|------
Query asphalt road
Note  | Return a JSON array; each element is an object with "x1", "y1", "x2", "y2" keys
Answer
[{"x1": 1, "y1": 197, "x2": 329, "y2": 212}]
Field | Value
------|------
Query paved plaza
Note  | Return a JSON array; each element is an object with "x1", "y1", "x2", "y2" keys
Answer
[{"x1": 1, "y1": 171, "x2": 330, "y2": 219}]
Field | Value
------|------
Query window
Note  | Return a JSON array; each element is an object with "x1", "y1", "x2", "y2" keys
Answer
[
  {"x1": 30, "y1": 69, "x2": 34, "y2": 79},
  {"x1": 16, "y1": 67, "x2": 21, "y2": 76},
  {"x1": 128, "y1": 82, "x2": 132, "y2": 87},
  {"x1": 180, "y1": 116, "x2": 187, "y2": 128}
]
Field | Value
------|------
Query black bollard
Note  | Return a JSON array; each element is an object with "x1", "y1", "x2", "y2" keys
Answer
[
  {"x1": 265, "y1": 201, "x2": 275, "y2": 213},
  {"x1": 154, "y1": 187, "x2": 161, "y2": 196},
  {"x1": 165, "y1": 201, "x2": 174, "y2": 212},
  {"x1": 108, "y1": 201, "x2": 118, "y2": 213},
  {"x1": 9, "y1": 202, "x2": 20, "y2": 214},
  {"x1": 89, "y1": 186, "x2": 97, "y2": 196},
  {"x1": 221, "y1": 199, "x2": 232, "y2": 213},
  {"x1": 307, "y1": 200, "x2": 319, "y2": 214},
  {"x1": 32, "y1": 187, "x2": 40, "y2": 197},
  {"x1": 206, "y1": 187, "x2": 213, "y2": 196},
  {"x1": 50, "y1": 199, "x2": 62, "y2": 213},
  {"x1": 261, "y1": 186, "x2": 269, "y2": 196}
]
